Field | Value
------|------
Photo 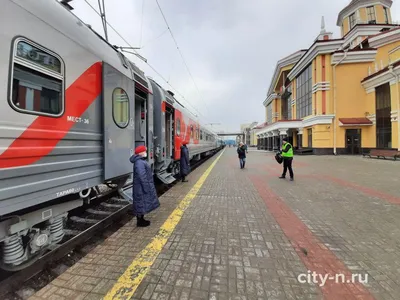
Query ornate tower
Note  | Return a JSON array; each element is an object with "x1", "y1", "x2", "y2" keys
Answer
[{"x1": 336, "y1": 0, "x2": 393, "y2": 37}]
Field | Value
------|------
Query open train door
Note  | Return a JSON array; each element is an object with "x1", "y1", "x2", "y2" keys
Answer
[{"x1": 102, "y1": 62, "x2": 135, "y2": 181}]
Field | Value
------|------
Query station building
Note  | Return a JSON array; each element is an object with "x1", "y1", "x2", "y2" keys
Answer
[{"x1": 257, "y1": 0, "x2": 400, "y2": 155}]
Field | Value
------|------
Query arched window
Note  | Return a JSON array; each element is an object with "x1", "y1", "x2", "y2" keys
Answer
[{"x1": 112, "y1": 88, "x2": 129, "y2": 128}]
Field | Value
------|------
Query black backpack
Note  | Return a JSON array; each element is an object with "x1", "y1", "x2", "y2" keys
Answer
[{"x1": 275, "y1": 152, "x2": 283, "y2": 164}]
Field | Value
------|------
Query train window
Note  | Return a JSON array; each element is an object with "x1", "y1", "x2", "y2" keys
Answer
[
  {"x1": 112, "y1": 88, "x2": 129, "y2": 128},
  {"x1": 10, "y1": 38, "x2": 64, "y2": 116},
  {"x1": 176, "y1": 119, "x2": 181, "y2": 136},
  {"x1": 190, "y1": 125, "x2": 194, "y2": 138},
  {"x1": 200, "y1": 130, "x2": 203, "y2": 140}
]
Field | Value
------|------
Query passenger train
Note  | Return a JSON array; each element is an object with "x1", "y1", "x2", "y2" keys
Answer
[{"x1": 0, "y1": 0, "x2": 224, "y2": 270}]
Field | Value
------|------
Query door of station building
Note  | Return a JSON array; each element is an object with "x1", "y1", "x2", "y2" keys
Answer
[{"x1": 345, "y1": 129, "x2": 361, "y2": 155}]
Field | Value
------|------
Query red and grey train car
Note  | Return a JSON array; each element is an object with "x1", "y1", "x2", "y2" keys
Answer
[
  {"x1": 149, "y1": 78, "x2": 223, "y2": 184},
  {"x1": 0, "y1": 0, "x2": 223, "y2": 271}
]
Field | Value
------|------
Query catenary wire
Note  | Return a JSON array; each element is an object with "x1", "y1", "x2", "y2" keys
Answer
[
  {"x1": 82, "y1": 0, "x2": 209, "y2": 121},
  {"x1": 155, "y1": 0, "x2": 210, "y2": 116}
]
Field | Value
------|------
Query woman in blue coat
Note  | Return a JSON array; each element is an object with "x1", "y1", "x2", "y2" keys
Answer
[
  {"x1": 180, "y1": 142, "x2": 190, "y2": 182},
  {"x1": 129, "y1": 145, "x2": 160, "y2": 227}
]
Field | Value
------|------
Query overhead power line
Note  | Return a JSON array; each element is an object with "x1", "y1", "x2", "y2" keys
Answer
[
  {"x1": 155, "y1": 0, "x2": 210, "y2": 116},
  {"x1": 82, "y1": 0, "x2": 209, "y2": 121}
]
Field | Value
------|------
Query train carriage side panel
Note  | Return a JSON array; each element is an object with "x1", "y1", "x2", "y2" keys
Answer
[
  {"x1": 0, "y1": 0, "x2": 107, "y2": 217},
  {"x1": 0, "y1": 0, "x2": 137, "y2": 212}
]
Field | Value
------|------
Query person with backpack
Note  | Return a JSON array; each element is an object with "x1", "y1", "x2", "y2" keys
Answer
[{"x1": 279, "y1": 137, "x2": 294, "y2": 181}]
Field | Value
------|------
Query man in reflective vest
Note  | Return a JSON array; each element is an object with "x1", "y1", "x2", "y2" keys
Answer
[{"x1": 279, "y1": 137, "x2": 294, "y2": 181}]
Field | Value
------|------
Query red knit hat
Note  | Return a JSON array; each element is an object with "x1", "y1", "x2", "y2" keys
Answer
[{"x1": 135, "y1": 145, "x2": 147, "y2": 154}]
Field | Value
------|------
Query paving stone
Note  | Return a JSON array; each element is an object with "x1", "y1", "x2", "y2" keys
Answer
[{"x1": 27, "y1": 149, "x2": 400, "y2": 300}]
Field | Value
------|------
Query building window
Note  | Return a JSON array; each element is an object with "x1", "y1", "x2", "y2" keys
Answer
[
  {"x1": 375, "y1": 83, "x2": 391, "y2": 149},
  {"x1": 296, "y1": 64, "x2": 312, "y2": 119},
  {"x1": 349, "y1": 13, "x2": 356, "y2": 29},
  {"x1": 267, "y1": 103, "x2": 272, "y2": 123},
  {"x1": 112, "y1": 88, "x2": 129, "y2": 128},
  {"x1": 10, "y1": 38, "x2": 64, "y2": 116},
  {"x1": 281, "y1": 84, "x2": 292, "y2": 120},
  {"x1": 307, "y1": 128, "x2": 312, "y2": 148},
  {"x1": 366, "y1": 6, "x2": 376, "y2": 23},
  {"x1": 287, "y1": 84, "x2": 292, "y2": 120},
  {"x1": 384, "y1": 7, "x2": 389, "y2": 24}
]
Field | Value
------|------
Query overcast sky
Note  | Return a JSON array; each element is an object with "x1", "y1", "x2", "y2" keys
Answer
[{"x1": 71, "y1": 0, "x2": 400, "y2": 133}]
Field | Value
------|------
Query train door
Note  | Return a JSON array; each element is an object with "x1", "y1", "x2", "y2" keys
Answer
[
  {"x1": 135, "y1": 89, "x2": 147, "y2": 149},
  {"x1": 165, "y1": 104, "x2": 174, "y2": 162},
  {"x1": 102, "y1": 62, "x2": 135, "y2": 181}
]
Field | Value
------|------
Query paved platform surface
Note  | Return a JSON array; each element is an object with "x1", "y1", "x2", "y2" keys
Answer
[{"x1": 28, "y1": 148, "x2": 400, "y2": 300}]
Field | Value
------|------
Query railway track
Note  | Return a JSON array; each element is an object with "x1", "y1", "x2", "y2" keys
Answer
[{"x1": 0, "y1": 149, "x2": 222, "y2": 299}]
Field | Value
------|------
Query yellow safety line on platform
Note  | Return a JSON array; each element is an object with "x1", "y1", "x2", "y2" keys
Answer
[{"x1": 103, "y1": 149, "x2": 225, "y2": 300}]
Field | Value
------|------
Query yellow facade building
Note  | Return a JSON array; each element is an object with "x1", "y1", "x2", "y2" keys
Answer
[{"x1": 257, "y1": 0, "x2": 400, "y2": 155}]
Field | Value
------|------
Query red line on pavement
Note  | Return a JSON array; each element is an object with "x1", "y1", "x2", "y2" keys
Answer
[
  {"x1": 250, "y1": 174, "x2": 375, "y2": 300},
  {"x1": 317, "y1": 175, "x2": 400, "y2": 205},
  {"x1": 253, "y1": 161, "x2": 400, "y2": 205}
]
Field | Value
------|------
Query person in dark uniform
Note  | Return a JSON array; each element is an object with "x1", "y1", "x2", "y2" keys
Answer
[
  {"x1": 130, "y1": 145, "x2": 160, "y2": 227},
  {"x1": 279, "y1": 137, "x2": 294, "y2": 181},
  {"x1": 180, "y1": 141, "x2": 190, "y2": 182},
  {"x1": 237, "y1": 142, "x2": 247, "y2": 169}
]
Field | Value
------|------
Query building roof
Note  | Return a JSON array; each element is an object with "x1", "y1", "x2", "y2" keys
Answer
[
  {"x1": 287, "y1": 39, "x2": 344, "y2": 81},
  {"x1": 338, "y1": 118, "x2": 373, "y2": 125},
  {"x1": 266, "y1": 50, "x2": 306, "y2": 97},
  {"x1": 253, "y1": 122, "x2": 268, "y2": 129}
]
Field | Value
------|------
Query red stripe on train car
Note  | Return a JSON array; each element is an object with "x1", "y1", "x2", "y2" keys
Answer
[{"x1": 0, "y1": 62, "x2": 102, "y2": 169}]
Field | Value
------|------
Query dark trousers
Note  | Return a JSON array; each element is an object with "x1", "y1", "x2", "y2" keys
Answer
[
  {"x1": 282, "y1": 157, "x2": 294, "y2": 178},
  {"x1": 239, "y1": 157, "x2": 246, "y2": 168}
]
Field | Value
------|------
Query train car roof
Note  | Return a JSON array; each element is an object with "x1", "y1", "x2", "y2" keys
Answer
[{"x1": 14, "y1": 0, "x2": 148, "y2": 88}]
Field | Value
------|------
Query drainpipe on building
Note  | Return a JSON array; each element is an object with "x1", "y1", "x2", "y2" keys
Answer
[
  {"x1": 388, "y1": 65, "x2": 400, "y2": 151},
  {"x1": 332, "y1": 47, "x2": 349, "y2": 155}
]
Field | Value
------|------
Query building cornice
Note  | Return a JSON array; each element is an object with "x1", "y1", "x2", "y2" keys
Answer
[
  {"x1": 256, "y1": 115, "x2": 335, "y2": 135},
  {"x1": 288, "y1": 40, "x2": 344, "y2": 81},
  {"x1": 263, "y1": 93, "x2": 280, "y2": 107},
  {"x1": 302, "y1": 114, "x2": 335, "y2": 127},
  {"x1": 342, "y1": 25, "x2": 392, "y2": 48},
  {"x1": 257, "y1": 120, "x2": 303, "y2": 136},
  {"x1": 391, "y1": 110, "x2": 398, "y2": 122},
  {"x1": 336, "y1": 0, "x2": 392, "y2": 26},
  {"x1": 266, "y1": 50, "x2": 306, "y2": 96},
  {"x1": 369, "y1": 28, "x2": 400, "y2": 48},
  {"x1": 331, "y1": 49, "x2": 377, "y2": 64},
  {"x1": 361, "y1": 63, "x2": 400, "y2": 93}
]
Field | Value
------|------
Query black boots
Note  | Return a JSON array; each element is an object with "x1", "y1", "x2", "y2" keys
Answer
[{"x1": 137, "y1": 215, "x2": 150, "y2": 227}]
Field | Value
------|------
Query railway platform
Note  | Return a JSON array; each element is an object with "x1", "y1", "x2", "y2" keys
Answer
[{"x1": 28, "y1": 148, "x2": 400, "y2": 300}]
